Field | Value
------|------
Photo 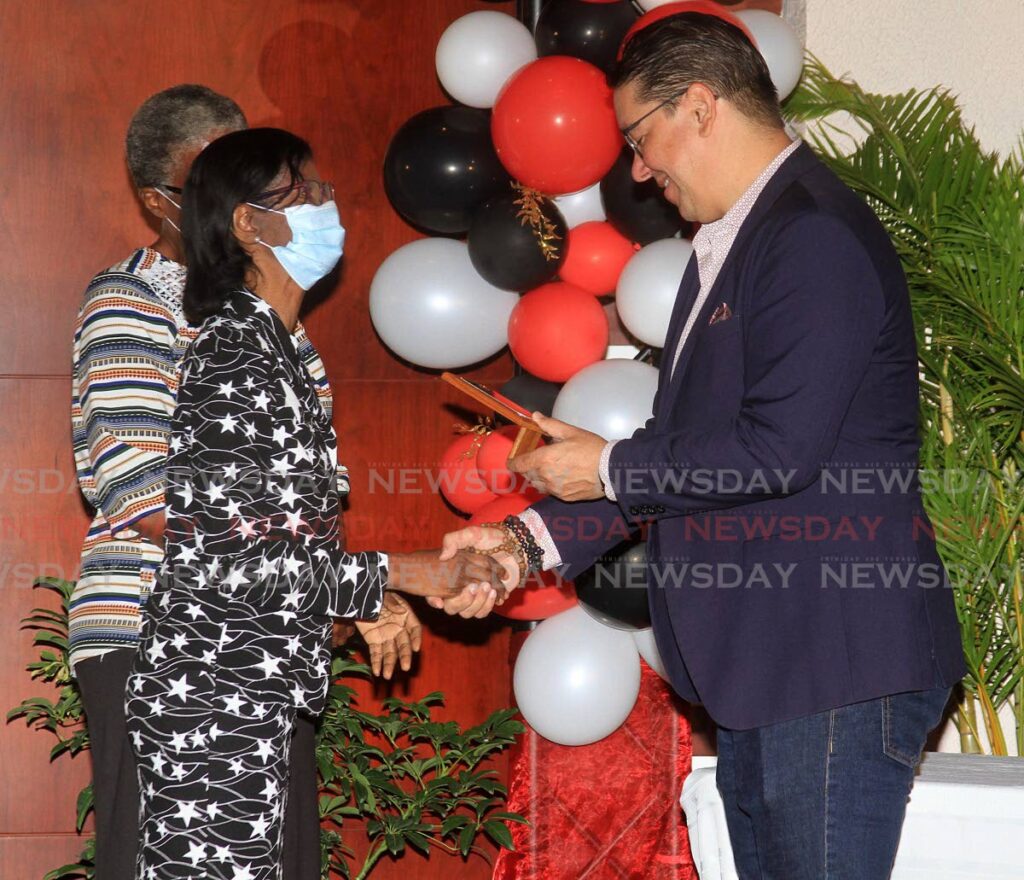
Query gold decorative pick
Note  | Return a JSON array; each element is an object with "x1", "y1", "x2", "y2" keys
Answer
[
  {"x1": 453, "y1": 417, "x2": 494, "y2": 458},
  {"x1": 512, "y1": 183, "x2": 563, "y2": 262}
]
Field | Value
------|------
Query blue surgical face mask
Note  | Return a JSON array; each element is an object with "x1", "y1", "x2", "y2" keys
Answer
[{"x1": 249, "y1": 200, "x2": 346, "y2": 290}]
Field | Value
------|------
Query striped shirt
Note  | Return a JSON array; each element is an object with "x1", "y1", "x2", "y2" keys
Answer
[{"x1": 69, "y1": 248, "x2": 342, "y2": 671}]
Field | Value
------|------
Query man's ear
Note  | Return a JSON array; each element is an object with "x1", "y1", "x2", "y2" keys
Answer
[
  {"x1": 138, "y1": 187, "x2": 166, "y2": 221},
  {"x1": 687, "y1": 82, "x2": 718, "y2": 136}
]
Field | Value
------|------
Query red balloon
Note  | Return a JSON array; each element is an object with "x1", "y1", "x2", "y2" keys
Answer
[
  {"x1": 476, "y1": 425, "x2": 545, "y2": 499},
  {"x1": 560, "y1": 221, "x2": 638, "y2": 295},
  {"x1": 492, "y1": 57, "x2": 622, "y2": 196},
  {"x1": 438, "y1": 433, "x2": 498, "y2": 515},
  {"x1": 495, "y1": 576, "x2": 577, "y2": 620},
  {"x1": 508, "y1": 282, "x2": 609, "y2": 383},
  {"x1": 618, "y1": 1, "x2": 753, "y2": 62},
  {"x1": 470, "y1": 494, "x2": 577, "y2": 620},
  {"x1": 469, "y1": 492, "x2": 533, "y2": 524}
]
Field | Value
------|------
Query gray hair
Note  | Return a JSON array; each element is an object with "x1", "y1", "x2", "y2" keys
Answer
[{"x1": 125, "y1": 84, "x2": 247, "y2": 188}]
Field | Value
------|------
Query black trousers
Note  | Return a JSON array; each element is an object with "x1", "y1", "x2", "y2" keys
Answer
[{"x1": 76, "y1": 648, "x2": 320, "y2": 879}]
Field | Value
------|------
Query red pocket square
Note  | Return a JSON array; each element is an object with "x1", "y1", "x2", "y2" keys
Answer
[{"x1": 709, "y1": 302, "x2": 733, "y2": 325}]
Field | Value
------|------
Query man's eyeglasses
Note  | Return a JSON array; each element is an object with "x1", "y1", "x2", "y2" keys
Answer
[
  {"x1": 254, "y1": 179, "x2": 335, "y2": 208},
  {"x1": 621, "y1": 89, "x2": 689, "y2": 157}
]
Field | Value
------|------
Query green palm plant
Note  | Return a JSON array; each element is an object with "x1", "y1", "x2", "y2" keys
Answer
[{"x1": 786, "y1": 57, "x2": 1024, "y2": 755}]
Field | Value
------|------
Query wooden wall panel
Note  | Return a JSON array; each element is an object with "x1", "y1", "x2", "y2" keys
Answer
[
  {"x1": 0, "y1": 1, "x2": 516, "y2": 877},
  {"x1": 0, "y1": 379, "x2": 94, "y2": 839},
  {"x1": 0, "y1": 0, "x2": 784, "y2": 875}
]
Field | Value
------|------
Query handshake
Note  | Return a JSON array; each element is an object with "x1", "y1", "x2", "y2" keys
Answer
[
  {"x1": 345, "y1": 522, "x2": 530, "y2": 680},
  {"x1": 389, "y1": 522, "x2": 527, "y2": 617}
]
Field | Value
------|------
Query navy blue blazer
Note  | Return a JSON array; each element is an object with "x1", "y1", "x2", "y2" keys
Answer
[{"x1": 535, "y1": 144, "x2": 965, "y2": 730}]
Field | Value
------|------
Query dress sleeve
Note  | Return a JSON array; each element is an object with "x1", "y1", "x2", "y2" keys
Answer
[
  {"x1": 73, "y1": 278, "x2": 174, "y2": 532},
  {"x1": 168, "y1": 323, "x2": 385, "y2": 620}
]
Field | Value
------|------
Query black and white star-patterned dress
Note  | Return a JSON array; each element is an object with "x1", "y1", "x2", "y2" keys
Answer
[{"x1": 126, "y1": 289, "x2": 386, "y2": 879}]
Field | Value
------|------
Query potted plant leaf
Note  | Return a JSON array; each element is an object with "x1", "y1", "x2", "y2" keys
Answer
[{"x1": 786, "y1": 57, "x2": 1024, "y2": 755}]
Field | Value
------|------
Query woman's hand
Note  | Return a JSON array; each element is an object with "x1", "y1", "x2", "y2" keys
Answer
[
  {"x1": 353, "y1": 593, "x2": 423, "y2": 678},
  {"x1": 427, "y1": 525, "x2": 524, "y2": 618},
  {"x1": 387, "y1": 549, "x2": 509, "y2": 606}
]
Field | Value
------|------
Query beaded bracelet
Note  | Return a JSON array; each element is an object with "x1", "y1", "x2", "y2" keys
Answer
[
  {"x1": 474, "y1": 521, "x2": 529, "y2": 589},
  {"x1": 501, "y1": 515, "x2": 544, "y2": 573}
]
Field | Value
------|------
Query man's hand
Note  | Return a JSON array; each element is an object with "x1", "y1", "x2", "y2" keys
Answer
[
  {"x1": 355, "y1": 593, "x2": 423, "y2": 679},
  {"x1": 508, "y1": 412, "x2": 606, "y2": 502},
  {"x1": 428, "y1": 526, "x2": 521, "y2": 617}
]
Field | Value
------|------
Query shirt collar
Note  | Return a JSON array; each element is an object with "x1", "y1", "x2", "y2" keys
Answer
[{"x1": 694, "y1": 138, "x2": 801, "y2": 255}]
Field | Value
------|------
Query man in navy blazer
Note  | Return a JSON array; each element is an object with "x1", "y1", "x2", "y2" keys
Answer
[{"x1": 442, "y1": 11, "x2": 965, "y2": 879}]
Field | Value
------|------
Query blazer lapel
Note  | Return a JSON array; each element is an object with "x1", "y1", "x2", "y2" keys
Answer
[
  {"x1": 656, "y1": 257, "x2": 700, "y2": 420},
  {"x1": 660, "y1": 143, "x2": 822, "y2": 404}
]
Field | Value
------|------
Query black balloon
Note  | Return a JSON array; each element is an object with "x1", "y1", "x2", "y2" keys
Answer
[
  {"x1": 535, "y1": 0, "x2": 639, "y2": 74},
  {"x1": 500, "y1": 373, "x2": 562, "y2": 417},
  {"x1": 468, "y1": 187, "x2": 568, "y2": 291},
  {"x1": 600, "y1": 147, "x2": 688, "y2": 245},
  {"x1": 575, "y1": 541, "x2": 651, "y2": 630},
  {"x1": 383, "y1": 106, "x2": 510, "y2": 235}
]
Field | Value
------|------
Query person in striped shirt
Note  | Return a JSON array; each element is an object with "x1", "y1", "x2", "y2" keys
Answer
[{"x1": 69, "y1": 85, "x2": 422, "y2": 879}]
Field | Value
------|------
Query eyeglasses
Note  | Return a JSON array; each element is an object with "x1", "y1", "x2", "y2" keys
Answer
[
  {"x1": 253, "y1": 179, "x2": 335, "y2": 208},
  {"x1": 159, "y1": 184, "x2": 183, "y2": 194},
  {"x1": 621, "y1": 89, "x2": 689, "y2": 157}
]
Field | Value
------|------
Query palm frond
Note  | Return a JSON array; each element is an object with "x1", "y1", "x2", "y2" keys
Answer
[{"x1": 790, "y1": 60, "x2": 1024, "y2": 753}]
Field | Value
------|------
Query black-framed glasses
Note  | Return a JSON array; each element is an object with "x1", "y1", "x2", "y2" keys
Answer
[
  {"x1": 621, "y1": 89, "x2": 689, "y2": 157},
  {"x1": 253, "y1": 179, "x2": 335, "y2": 208}
]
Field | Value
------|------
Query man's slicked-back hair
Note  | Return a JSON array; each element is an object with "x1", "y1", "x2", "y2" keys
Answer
[
  {"x1": 125, "y1": 84, "x2": 247, "y2": 189},
  {"x1": 610, "y1": 13, "x2": 783, "y2": 130}
]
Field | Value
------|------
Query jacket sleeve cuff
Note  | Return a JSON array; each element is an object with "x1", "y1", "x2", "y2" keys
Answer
[
  {"x1": 517, "y1": 508, "x2": 562, "y2": 570},
  {"x1": 599, "y1": 440, "x2": 619, "y2": 502}
]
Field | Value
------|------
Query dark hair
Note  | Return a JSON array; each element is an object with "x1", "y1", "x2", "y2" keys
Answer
[
  {"x1": 125, "y1": 84, "x2": 246, "y2": 188},
  {"x1": 610, "y1": 13, "x2": 783, "y2": 130},
  {"x1": 182, "y1": 127, "x2": 312, "y2": 323}
]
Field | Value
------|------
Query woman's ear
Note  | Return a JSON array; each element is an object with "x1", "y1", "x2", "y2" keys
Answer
[{"x1": 232, "y1": 204, "x2": 261, "y2": 246}]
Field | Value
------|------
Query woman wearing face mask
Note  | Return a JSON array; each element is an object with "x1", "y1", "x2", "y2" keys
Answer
[
  {"x1": 73, "y1": 91, "x2": 424, "y2": 880},
  {"x1": 125, "y1": 127, "x2": 507, "y2": 875}
]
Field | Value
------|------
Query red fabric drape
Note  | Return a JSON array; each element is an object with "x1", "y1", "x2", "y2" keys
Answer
[{"x1": 494, "y1": 659, "x2": 698, "y2": 880}]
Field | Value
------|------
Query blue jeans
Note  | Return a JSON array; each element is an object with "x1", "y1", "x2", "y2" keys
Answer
[{"x1": 715, "y1": 687, "x2": 951, "y2": 880}]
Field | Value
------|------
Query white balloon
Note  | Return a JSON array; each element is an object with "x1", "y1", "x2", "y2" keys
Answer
[
  {"x1": 733, "y1": 10, "x2": 803, "y2": 100},
  {"x1": 369, "y1": 238, "x2": 518, "y2": 369},
  {"x1": 616, "y1": 238, "x2": 694, "y2": 348},
  {"x1": 553, "y1": 183, "x2": 606, "y2": 229},
  {"x1": 514, "y1": 606, "x2": 642, "y2": 746},
  {"x1": 553, "y1": 359, "x2": 659, "y2": 440},
  {"x1": 633, "y1": 627, "x2": 669, "y2": 681},
  {"x1": 435, "y1": 11, "x2": 537, "y2": 109}
]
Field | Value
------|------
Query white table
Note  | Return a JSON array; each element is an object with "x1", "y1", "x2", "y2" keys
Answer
[{"x1": 681, "y1": 753, "x2": 1024, "y2": 879}]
